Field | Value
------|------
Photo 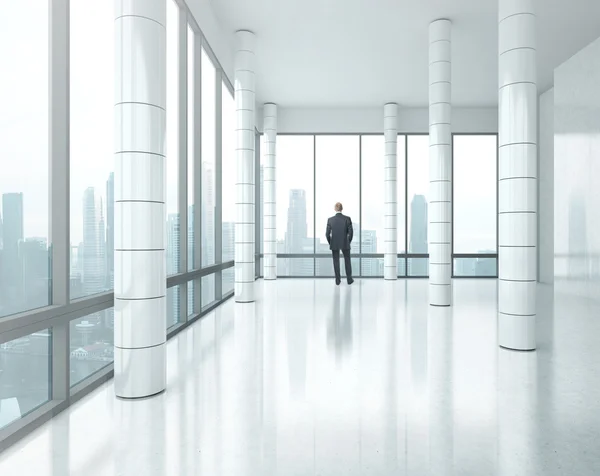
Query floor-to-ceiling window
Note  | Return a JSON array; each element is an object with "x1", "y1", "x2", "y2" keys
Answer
[
  {"x1": 70, "y1": 0, "x2": 114, "y2": 300},
  {"x1": 0, "y1": 1, "x2": 50, "y2": 318},
  {"x1": 315, "y1": 136, "x2": 360, "y2": 277},
  {"x1": 260, "y1": 133, "x2": 496, "y2": 278},
  {"x1": 221, "y1": 84, "x2": 235, "y2": 295},
  {"x1": 276, "y1": 136, "x2": 315, "y2": 276},
  {"x1": 453, "y1": 135, "x2": 498, "y2": 276},
  {"x1": 359, "y1": 135, "x2": 407, "y2": 277},
  {"x1": 406, "y1": 135, "x2": 430, "y2": 277},
  {"x1": 201, "y1": 48, "x2": 216, "y2": 306},
  {"x1": 166, "y1": 0, "x2": 181, "y2": 328},
  {"x1": 0, "y1": 0, "x2": 236, "y2": 445},
  {"x1": 187, "y1": 24, "x2": 195, "y2": 315}
]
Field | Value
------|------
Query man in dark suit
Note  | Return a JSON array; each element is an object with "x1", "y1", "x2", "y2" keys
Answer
[{"x1": 326, "y1": 202, "x2": 354, "y2": 285}]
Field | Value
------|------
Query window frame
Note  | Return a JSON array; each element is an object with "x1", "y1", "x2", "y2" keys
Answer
[{"x1": 0, "y1": 0, "x2": 235, "y2": 452}]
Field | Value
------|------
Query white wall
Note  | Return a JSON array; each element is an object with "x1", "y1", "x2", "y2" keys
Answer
[
  {"x1": 255, "y1": 107, "x2": 498, "y2": 134},
  {"x1": 538, "y1": 88, "x2": 554, "y2": 284},
  {"x1": 554, "y1": 36, "x2": 600, "y2": 300}
]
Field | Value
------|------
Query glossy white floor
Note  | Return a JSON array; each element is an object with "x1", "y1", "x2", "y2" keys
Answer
[{"x1": 1, "y1": 279, "x2": 599, "y2": 475}]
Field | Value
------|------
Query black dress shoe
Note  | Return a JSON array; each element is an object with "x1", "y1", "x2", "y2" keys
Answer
[
  {"x1": 347, "y1": 278, "x2": 354, "y2": 285},
  {"x1": 336, "y1": 279, "x2": 341, "y2": 285}
]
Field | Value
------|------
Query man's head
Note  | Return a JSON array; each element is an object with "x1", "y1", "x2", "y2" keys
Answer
[{"x1": 334, "y1": 202, "x2": 343, "y2": 213}]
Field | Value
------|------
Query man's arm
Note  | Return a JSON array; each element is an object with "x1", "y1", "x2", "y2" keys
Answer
[
  {"x1": 347, "y1": 217, "x2": 353, "y2": 243},
  {"x1": 326, "y1": 220, "x2": 332, "y2": 245}
]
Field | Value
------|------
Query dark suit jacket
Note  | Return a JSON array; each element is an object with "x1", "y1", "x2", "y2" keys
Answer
[{"x1": 326, "y1": 213, "x2": 353, "y2": 251}]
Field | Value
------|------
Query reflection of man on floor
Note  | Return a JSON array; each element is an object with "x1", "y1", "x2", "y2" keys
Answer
[
  {"x1": 327, "y1": 288, "x2": 353, "y2": 361},
  {"x1": 326, "y1": 202, "x2": 354, "y2": 285}
]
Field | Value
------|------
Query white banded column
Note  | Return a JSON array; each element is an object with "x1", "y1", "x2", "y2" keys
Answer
[
  {"x1": 263, "y1": 103, "x2": 277, "y2": 280},
  {"x1": 429, "y1": 19, "x2": 452, "y2": 306},
  {"x1": 114, "y1": 0, "x2": 166, "y2": 398},
  {"x1": 384, "y1": 103, "x2": 398, "y2": 280},
  {"x1": 498, "y1": 0, "x2": 537, "y2": 350},
  {"x1": 235, "y1": 30, "x2": 256, "y2": 302}
]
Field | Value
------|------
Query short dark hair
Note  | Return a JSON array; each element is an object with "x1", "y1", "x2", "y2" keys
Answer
[{"x1": 335, "y1": 202, "x2": 343, "y2": 212}]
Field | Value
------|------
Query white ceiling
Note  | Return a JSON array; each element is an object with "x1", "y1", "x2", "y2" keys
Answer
[{"x1": 210, "y1": 0, "x2": 600, "y2": 108}]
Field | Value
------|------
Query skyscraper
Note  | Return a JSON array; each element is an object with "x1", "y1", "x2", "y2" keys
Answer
[
  {"x1": 167, "y1": 213, "x2": 181, "y2": 324},
  {"x1": 286, "y1": 189, "x2": 309, "y2": 275},
  {"x1": 188, "y1": 204, "x2": 195, "y2": 315},
  {"x1": 410, "y1": 194, "x2": 428, "y2": 275},
  {"x1": 286, "y1": 189, "x2": 308, "y2": 253},
  {"x1": 361, "y1": 229, "x2": 378, "y2": 276},
  {"x1": 19, "y1": 238, "x2": 49, "y2": 311},
  {"x1": 106, "y1": 172, "x2": 114, "y2": 290},
  {"x1": 82, "y1": 188, "x2": 104, "y2": 297},
  {"x1": 1, "y1": 193, "x2": 24, "y2": 310},
  {"x1": 201, "y1": 163, "x2": 215, "y2": 305}
]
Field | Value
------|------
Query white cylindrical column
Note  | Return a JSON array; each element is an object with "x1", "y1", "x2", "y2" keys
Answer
[
  {"x1": 114, "y1": 0, "x2": 167, "y2": 398},
  {"x1": 498, "y1": 0, "x2": 537, "y2": 350},
  {"x1": 383, "y1": 103, "x2": 398, "y2": 280},
  {"x1": 429, "y1": 19, "x2": 452, "y2": 307},
  {"x1": 263, "y1": 103, "x2": 277, "y2": 280},
  {"x1": 235, "y1": 31, "x2": 256, "y2": 302}
]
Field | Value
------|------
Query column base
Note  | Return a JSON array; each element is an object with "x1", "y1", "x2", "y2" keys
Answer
[
  {"x1": 429, "y1": 283, "x2": 451, "y2": 306},
  {"x1": 498, "y1": 312, "x2": 536, "y2": 351},
  {"x1": 235, "y1": 282, "x2": 255, "y2": 303},
  {"x1": 114, "y1": 343, "x2": 166, "y2": 399}
]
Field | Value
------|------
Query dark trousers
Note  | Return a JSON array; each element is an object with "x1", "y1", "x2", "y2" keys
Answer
[{"x1": 332, "y1": 249, "x2": 352, "y2": 282}]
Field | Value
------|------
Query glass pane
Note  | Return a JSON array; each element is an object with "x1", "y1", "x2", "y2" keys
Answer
[
  {"x1": 0, "y1": 329, "x2": 51, "y2": 429},
  {"x1": 408, "y1": 257, "x2": 429, "y2": 277},
  {"x1": 277, "y1": 136, "x2": 314, "y2": 256},
  {"x1": 407, "y1": 136, "x2": 429, "y2": 255},
  {"x1": 359, "y1": 135, "x2": 406, "y2": 256},
  {"x1": 397, "y1": 136, "x2": 407, "y2": 253},
  {"x1": 201, "y1": 49, "x2": 216, "y2": 267},
  {"x1": 316, "y1": 256, "x2": 359, "y2": 278},
  {"x1": 187, "y1": 26, "x2": 195, "y2": 271},
  {"x1": 259, "y1": 134, "x2": 263, "y2": 255},
  {"x1": 70, "y1": 311, "x2": 114, "y2": 386},
  {"x1": 454, "y1": 257, "x2": 497, "y2": 277},
  {"x1": 316, "y1": 136, "x2": 359, "y2": 255},
  {"x1": 166, "y1": 0, "x2": 180, "y2": 275},
  {"x1": 397, "y1": 257, "x2": 407, "y2": 277},
  {"x1": 0, "y1": 2, "x2": 49, "y2": 318},
  {"x1": 222, "y1": 267, "x2": 234, "y2": 295},
  {"x1": 167, "y1": 285, "x2": 181, "y2": 329},
  {"x1": 70, "y1": 0, "x2": 114, "y2": 300},
  {"x1": 361, "y1": 258, "x2": 383, "y2": 277},
  {"x1": 454, "y1": 135, "x2": 497, "y2": 254},
  {"x1": 277, "y1": 258, "x2": 314, "y2": 277},
  {"x1": 202, "y1": 274, "x2": 215, "y2": 307},
  {"x1": 187, "y1": 280, "x2": 195, "y2": 317},
  {"x1": 222, "y1": 87, "x2": 235, "y2": 263}
]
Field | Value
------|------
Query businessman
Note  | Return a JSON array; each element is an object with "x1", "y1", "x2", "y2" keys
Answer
[{"x1": 326, "y1": 202, "x2": 354, "y2": 285}]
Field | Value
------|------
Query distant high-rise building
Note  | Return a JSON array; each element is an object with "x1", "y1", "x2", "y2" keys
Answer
[
  {"x1": 167, "y1": 213, "x2": 181, "y2": 323},
  {"x1": 286, "y1": 190, "x2": 308, "y2": 253},
  {"x1": 82, "y1": 188, "x2": 104, "y2": 297},
  {"x1": 167, "y1": 213, "x2": 180, "y2": 274},
  {"x1": 410, "y1": 194, "x2": 428, "y2": 276},
  {"x1": 286, "y1": 189, "x2": 309, "y2": 275},
  {"x1": 222, "y1": 222, "x2": 235, "y2": 262},
  {"x1": 19, "y1": 238, "x2": 49, "y2": 310},
  {"x1": 202, "y1": 163, "x2": 215, "y2": 305},
  {"x1": 1, "y1": 193, "x2": 24, "y2": 308},
  {"x1": 361, "y1": 229, "x2": 378, "y2": 276},
  {"x1": 188, "y1": 205, "x2": 195, "y2": 315},
  {"x1": 106, "y1": 172, "x2": 114, "y2": 289}
]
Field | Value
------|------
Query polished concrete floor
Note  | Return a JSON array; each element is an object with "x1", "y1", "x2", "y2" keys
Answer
[{"x1": 1, "y1": 279, "x2": 599, "y2": 475}]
